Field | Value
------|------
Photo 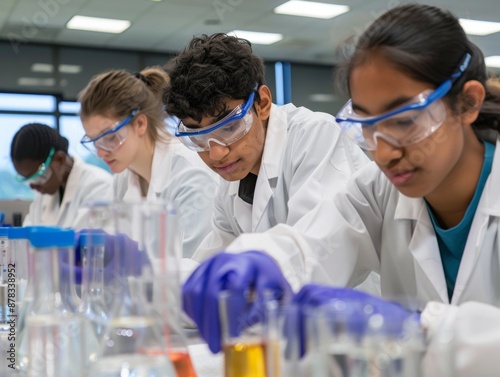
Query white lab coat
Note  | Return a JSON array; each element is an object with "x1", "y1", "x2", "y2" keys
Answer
[
  {"x1": 23, "y1": 157, "x2": 113, "y2": 230},
  {"x1": 192, "y1": 103, "x2": 370, "y2": 264},
  {"x1": 114, "y1": 137, "x2": 218, "y2": 258},
  {"x1": 226, "y1": 135, "x2": 500, "y2": 376}
]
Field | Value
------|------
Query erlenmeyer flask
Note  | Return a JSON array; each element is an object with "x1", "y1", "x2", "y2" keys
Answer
[
  {"x1": 78, "y1": 231, "x2": 107, "y2": 364},
  {"x1": 142, "y1": 202, "x2": 197, "y2": 377},
  {"x1": 88, "y1": 201, "x2": 176, "y2": 377},
  {"x1": 18, "y1": 226, "x2": 85, "y2": 377}
]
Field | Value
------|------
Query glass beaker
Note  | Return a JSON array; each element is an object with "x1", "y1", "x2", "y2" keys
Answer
[
  {"x1": 19, "y1": 226, "x2": 85, "y2": 377},
  {"x1": 220, "y1": 290, "x2": 274, "y2": 377},
  {"x1": 87, "y1": 201, "x2": 177, "y2": 377},
  {"x1": 7, "y1": 227, "x2": 30, "y2": 307}
]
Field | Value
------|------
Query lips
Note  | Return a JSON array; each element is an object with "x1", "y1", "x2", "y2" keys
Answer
[
  {"x1": 385, "y1": 169, "x2": 416, "y2": 186},
  {"x1": 214, "y1": 160, "x2": 239, "y2": 174}
]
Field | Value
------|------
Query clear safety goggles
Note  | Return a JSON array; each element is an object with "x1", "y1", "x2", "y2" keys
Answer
[
  {"x1": 16, "y1": 147, "x2": 55, "y2": 185},
  {"x1": 337, "y1": 53, "x2": 471, "y2": 150},
  {"x1": 175, "y1": 91, "x2": 255, "y2": 152},
  {"x1": 81, "y1": 109, "x2": 139, "y2": 154}
]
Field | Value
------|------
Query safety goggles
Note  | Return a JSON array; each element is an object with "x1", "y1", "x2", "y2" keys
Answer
[
  {"x1": 337, "y1": 53, "x2": 471, "y2": 150},
  {"x1": 16, "y1": 147, "x2": 55, "y2": 185},
  {"x1": 175, "y1": 91, "x2": 255, "y2": 152},
  {"x1": 81, "y1": 109, "x2": 138, "y2": 154}
]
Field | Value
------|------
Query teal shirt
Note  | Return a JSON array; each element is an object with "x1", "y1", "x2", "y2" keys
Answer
[{"x1": 427, "y1": 142, "x2": 495, "y2": 300}]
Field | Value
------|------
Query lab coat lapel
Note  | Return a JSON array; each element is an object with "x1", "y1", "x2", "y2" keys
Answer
[
  {"x1": 55, "y1": 158, "x2": 82, "y2": 225},
  {"x1": 147, "y1": 140, "x2": 173, "y2": 200},
  {"x1": 395, "y1": 195, "x2": 449, "y2": 303},
  {"x1": 123, "y1": 172, "x2": 142, "y2": 202},
  {"x1": 39, "y1": 193, "x2": 58, "y2": 225},
  {"x1": 453, "y1": 138, "x2": 500, "y2": 303},
  {"x1": 252, "y1": 105, "x2": 287, "y2": 231}
]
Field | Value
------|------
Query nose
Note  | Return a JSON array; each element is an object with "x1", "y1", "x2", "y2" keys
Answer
[
  {"x1": 208, "y1": 142, "x2": 230, "y2": 161},
  {"x1": 96, "y1": 147, "x2": 108, "y2": 159},
  {"x1": 371, "y1": 137, "x2": 403, "y2": 167}
]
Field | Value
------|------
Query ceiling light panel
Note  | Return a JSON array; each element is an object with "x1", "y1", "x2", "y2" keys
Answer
[
  {"x1": 274, "y1": 1, "x2": 349, "y2": 19},
  {"x1": 66, "y1": 15, "x2": 131, "y2": 33},
  {"x1": 459, "y1": 18, "x2": 500, "y2": 36},
  {"x1": 229, "y1": 30, "x2": 283, "y2": 45}
]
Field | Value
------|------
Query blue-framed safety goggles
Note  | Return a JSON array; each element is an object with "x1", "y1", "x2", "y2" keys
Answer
[
  {"x1": 16, "y1": 147, "x2": 55, "y2": 184},
  {"x1": 81, "y1": 109, "x2": 139, "y2": 154},
  {"x1": 175, "y1": 91, "x2": 256, "y2": 152},
  {"x1": 337, "y1": 53, "x2": 471, "y2": 150}
]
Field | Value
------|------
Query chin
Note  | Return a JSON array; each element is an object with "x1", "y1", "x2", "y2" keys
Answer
[{"x1": 111, "y1": 164, "x2": 127, "y2": 174}]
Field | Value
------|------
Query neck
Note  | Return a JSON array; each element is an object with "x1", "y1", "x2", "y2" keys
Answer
[
  {"x1": 129, "y1": 136, "x2": 155, "y2": 184},
  {"x1": 425, "y1": 129, "x2": 485, "y2": 229}
]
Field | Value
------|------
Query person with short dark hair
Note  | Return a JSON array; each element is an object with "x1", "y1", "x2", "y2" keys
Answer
[
  {"x1": 10, "y1": 123, "x2": 113, "y2": 229},
  {"x1": 165, "y1": 33, "x2": 370, "y2": 277}
]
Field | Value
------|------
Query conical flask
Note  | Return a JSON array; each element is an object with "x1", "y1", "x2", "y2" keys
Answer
[
  {"x1": 78, "y1": 231, "x2": 108, "y2": 364},
  {"x1": 88, "y1": 201, "x2": 176, "y2": 377},
  {"x1": 140, "y1": 201, "x2": 197, "y2": 377},
  {"x1": 18, "y1": 226, "x2": 85, "y2": 377}
]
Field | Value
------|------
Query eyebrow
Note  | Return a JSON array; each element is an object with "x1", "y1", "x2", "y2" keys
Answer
[{"x1": 352, "y1": 95, "x2": 414, "y2": 116}]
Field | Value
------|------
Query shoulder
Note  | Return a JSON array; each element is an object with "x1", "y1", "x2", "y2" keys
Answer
[{"x1": 275, "y1": 103, "x2": 339, "y2": 131}]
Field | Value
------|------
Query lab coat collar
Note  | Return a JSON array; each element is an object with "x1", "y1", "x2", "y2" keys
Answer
[
  {"x1": 123, "y1": 138, "x2": 177, "y2": 201},
  {"x1": 41, "y1": 156, "x2": 84, "y2": 225},
  {"x1": 149, "y1": 138, "x2": 177, "y2": 199},
  {"x1": 393, "y1": 136, "x2": 500, "y2": 303},
  {"x1": 483, "y1": 137, "x2": 500, "y2": 216}
]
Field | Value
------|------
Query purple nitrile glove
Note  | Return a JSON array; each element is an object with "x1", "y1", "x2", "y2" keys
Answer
[
  {"x1": 290, "y1": 284, "x2": 421, "y2": 357},
  {"x1": 182, "y1": 251, "x2": 293, "y2": 353},
  {"x1": 61, "y1": 229, "x2": 149, "y2": 286}
]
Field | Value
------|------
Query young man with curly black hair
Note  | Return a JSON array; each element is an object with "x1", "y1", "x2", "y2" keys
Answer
[{"x1": 164, "y1": 33, "x2": 371, "y2": 288}]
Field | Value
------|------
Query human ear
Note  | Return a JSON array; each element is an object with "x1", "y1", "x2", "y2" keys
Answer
[
  {"x1": 254, "y1": 85, "x2": 273, "y2": 121},
  {"x1": 460, "y1": 80, "x2": 486, "y2": 125},
  {"x1": 52, "y1": 150, "x2": 66, "y2": 166},
  {"x1": 133, "y1": 113, "x2": 149, "y2": 136}
]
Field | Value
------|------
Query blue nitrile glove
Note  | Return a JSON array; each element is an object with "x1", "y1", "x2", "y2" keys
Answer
[
  {"x1": 62, "y1": 229, "x2": 149, "y2": 285},
  {"x1": 291, "y1": 284, "x2": 420, "y2": 357},
  {"x1": 182, "y1": 251, "x2": 293, "y2": 353}
]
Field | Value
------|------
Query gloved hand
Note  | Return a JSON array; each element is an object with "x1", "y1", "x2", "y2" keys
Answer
[
  {"x1": 182, "y1": 251, "x2": 293, "y2": 353},
  {"x1": 290, "y1": 284, "x2": 420, "y2": 357},
  {"x1": 62, "y1": 229, "x2": 149, "y2": 285}
]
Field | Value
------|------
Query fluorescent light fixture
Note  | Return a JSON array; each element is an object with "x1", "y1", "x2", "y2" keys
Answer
[
  {"x1": 459, "y1": 18, "x2": 500, "y2": 36},
  {"x1": 485, "y1": 56, "x2": 500, "y2": 68},
  {"x1": 228, "y1": 30, "x2": 283, "y2": 45},
  {"x1": 309, "y1": 93, "x2": 338, "y2": 102},
  {"x1": 18, "y1": 78, "x2": 55, "y2": 87},
  {"x1": 66, "y1": 15, "x2": 131, "y2": 33},
  {"x1": 59, "y1": 64, "x2": 82, "y2": 74},
  {"x1": 274, "y1": 1, "x2": 349, "y2": 19},
  {"x1": 31, "y1": 63, "x2": 82, "y2": 74},
  {"x1": 31, "y1": 63, "x2": 53, "y2": 73}
]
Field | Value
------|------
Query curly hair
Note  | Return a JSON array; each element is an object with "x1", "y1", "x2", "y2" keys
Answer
[{"x1": 164, "y1": 33, "x2": 266, "y2": 122}]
